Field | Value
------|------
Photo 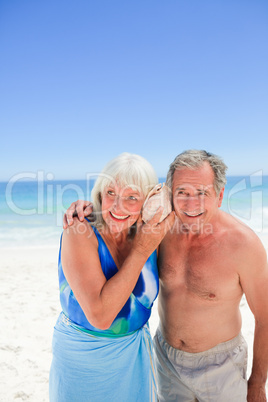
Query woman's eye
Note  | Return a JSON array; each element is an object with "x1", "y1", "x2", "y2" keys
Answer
[
  {"x1": 128, "y1": 196, "x2": 137, "y2": 201},
  {"x1": 107, "y1": 190, "x2": 115, "y2": 196}
]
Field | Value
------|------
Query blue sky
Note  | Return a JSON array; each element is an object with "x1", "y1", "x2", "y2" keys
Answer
[{"x1": 1, "y1": 0, "x2": 268, "y2": 181}]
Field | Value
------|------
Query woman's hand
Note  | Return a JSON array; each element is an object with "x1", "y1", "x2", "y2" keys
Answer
[
  {"x1": 63, "y1": 200, "x2": 93, "y2": 229},
  {"x1": 133, "y1": 208, "x2": 175, "y2": 259}
]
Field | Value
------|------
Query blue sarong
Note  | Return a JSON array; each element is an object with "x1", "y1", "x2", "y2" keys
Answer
[{"x1": 49, "y1": 313, "x2": 157, "y2": 401}]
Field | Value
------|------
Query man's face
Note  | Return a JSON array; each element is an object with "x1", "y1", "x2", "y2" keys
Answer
[{"x1": 172, "y1": 162, "x2": 224, "y2": 233}]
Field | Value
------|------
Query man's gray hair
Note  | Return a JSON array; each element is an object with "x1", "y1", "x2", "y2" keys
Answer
[{"x1": 166, "y1": 150, "x2": 228, "y2": 195}]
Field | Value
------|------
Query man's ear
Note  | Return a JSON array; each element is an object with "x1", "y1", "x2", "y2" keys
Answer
[{"x1": 218, "y1": 188, "x2": 225, "y2": 207}]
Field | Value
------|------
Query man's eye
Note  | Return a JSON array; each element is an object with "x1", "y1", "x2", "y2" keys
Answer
[
  {"x1": 107, "y1": 190, "x2": 115, "y2": 196},
  {"x1": 128, "y1": 196, "x2": 137, "y2": 201}
]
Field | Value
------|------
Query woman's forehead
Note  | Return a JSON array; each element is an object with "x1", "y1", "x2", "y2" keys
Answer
[{"x1": 105, "y1": 181, "x2": 143, "y2": 194}]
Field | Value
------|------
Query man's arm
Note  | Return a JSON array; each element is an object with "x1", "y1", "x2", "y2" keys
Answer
[
  {"x1": 239, "y1": 233, "x2": 268, "y2": 401},
  {"x1": 248, "y1": 321, "x2": 268, "y2": 401}
]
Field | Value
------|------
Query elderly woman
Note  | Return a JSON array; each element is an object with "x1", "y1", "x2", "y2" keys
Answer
[{"x1": 49, "y1": 153, "x2": 174, "y2": 402}]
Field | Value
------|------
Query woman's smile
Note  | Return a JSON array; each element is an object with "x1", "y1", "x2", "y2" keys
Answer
[{"x1": 109, "y1": 211, "x2": 131, "y2": 221}]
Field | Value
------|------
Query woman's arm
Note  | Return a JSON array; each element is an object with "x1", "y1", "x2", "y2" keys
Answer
[{"x1": 61, "y1": 211, "x2": 174, "y2": 330}]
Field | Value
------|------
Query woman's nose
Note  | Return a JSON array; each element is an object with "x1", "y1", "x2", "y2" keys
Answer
[
  {"x1": 113, "y1": 195, "x2": 121, "y2": 209},
  {"x1": 113, "y1": 196, "x2": 128, "y2": 214}
]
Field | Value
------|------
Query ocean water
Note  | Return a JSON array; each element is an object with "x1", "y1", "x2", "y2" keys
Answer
[{"x1": 0, "y1": 174, "x2": 267, "y2": 248}]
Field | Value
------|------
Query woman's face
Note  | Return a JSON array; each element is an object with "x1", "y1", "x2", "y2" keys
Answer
[{"x1": 101, "y1": 182, "x2": 145, "y2": 233}]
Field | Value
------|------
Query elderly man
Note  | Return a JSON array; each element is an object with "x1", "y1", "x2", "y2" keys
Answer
[
  {"x1": 64, "y1": 150, "x2": 268, "y2": 401},
  {"x1": 154, "y1": 150, "x2": 268, "y2": 402}
]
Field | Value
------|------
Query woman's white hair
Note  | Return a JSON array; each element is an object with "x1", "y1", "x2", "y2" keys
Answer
[{"x1": 91, "y1": 153, "x2": 158, "y2": 227}]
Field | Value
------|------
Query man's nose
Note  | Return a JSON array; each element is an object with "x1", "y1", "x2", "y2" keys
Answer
[{"x1": 185, "y1": 195, "x2": 202, "y2": 210}]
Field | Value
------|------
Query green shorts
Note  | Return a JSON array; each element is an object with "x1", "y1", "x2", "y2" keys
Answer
[{"x1": 153, "y1": 328, "x2": 248, "y2": 402}]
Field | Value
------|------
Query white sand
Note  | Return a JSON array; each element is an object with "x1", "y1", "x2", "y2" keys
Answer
[
  {"x1": 1, "y1": 234, "x2": 268, "y2": 401},
  {"x1": 0, "y1": 246, "x2": 60, "y2": 402}
]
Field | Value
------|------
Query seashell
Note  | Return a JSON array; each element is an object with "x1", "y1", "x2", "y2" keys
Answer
[{"x1": 142, "y1": 183, "x2": 172, "y2": 223}]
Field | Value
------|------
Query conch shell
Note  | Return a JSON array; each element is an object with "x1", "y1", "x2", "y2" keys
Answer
[{"x1": 142, "y1": 183, "x2": 172, "y2": 223}]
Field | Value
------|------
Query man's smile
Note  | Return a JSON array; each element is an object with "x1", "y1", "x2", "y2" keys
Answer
[{"x1": 183, "y1": 211, "x2": 204, "y2": 218}]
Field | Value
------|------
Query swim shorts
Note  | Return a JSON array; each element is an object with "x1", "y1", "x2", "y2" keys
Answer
[{"x1": 153, "y1": 327, "x2": 248, "y2": 402}]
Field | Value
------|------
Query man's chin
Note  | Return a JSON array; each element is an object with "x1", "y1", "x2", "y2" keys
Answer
[
  {"x1": 176, "y1": 214, "x2": 213, "y2": 235},
  {"x1": 178, "y1": 213, "x2": 204, "y2": 225}
]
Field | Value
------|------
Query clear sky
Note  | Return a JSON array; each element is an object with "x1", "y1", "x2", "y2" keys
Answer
[{"x1": 1, "y1": 0, "x2": 268, "y2": 181}]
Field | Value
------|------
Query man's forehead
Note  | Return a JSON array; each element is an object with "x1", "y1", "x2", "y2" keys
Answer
[
  {"x1": 173, "y1": 183, "x2": 214, "y2": 192},
  {"x1": 173, "y1": 164, "x2": 215, "y2": 185},
  {"x1": 175, "y1": 183, "x2": 214, "y2": 189}
]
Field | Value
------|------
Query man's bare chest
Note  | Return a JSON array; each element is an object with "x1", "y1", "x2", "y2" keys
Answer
[{"x1": 158, "y1": 240, "x2": 241, "y2": 300}]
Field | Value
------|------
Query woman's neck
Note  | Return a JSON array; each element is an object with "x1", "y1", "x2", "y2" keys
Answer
[
  {"x1": 100, "y1": 225, "x2": 131, "y2": 248},
  {"x1": 100, "y1": 226, "x2": 134, "y2": 269}
]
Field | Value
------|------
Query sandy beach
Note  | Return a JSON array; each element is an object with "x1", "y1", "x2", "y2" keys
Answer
[{"x1": 1, "y1": 234, "x2": 268, "y2": 401}]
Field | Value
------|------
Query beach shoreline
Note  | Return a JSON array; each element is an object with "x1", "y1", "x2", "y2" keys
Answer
[{"x1": 1, "y1": 235, "x2": 268, "y2": 401}]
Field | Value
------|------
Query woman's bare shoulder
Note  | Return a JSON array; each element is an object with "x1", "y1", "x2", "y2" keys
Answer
[{"x1": 62, "y1": 218, "x2": 98, "y2": 254}]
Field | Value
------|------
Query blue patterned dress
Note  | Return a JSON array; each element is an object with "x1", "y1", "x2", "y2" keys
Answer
[{"x1": 49, "y1": 225, "x2": 159, "y2": 401}]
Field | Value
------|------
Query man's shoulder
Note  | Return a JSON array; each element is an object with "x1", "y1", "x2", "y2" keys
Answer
[
  {"x1": 219, "y1": 210, "x2": 264, "y2": 251},
  {"x1": 220, "y1": 212, "x2": 268, "y2": 281}
]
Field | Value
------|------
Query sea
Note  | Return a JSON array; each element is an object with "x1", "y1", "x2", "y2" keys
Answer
[{"x1": 0, "y1": 174, "x2": 268, "y2": 248}]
